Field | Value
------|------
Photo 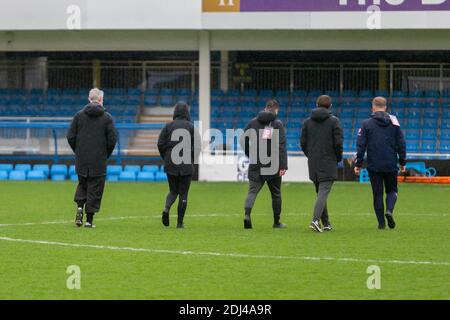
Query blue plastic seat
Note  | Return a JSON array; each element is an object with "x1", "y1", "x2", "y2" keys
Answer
[
  {"x1": 142, "y1": 165, "x2": 159, "y2": 173},
  {"x1": 440, "y1": 130, "x2": 450, "y2": 140},
  {"x1": 160, "y1": 88, "x2": 175, "y2": 96},
  {"x1": 242, "y1": 89, "x2": 257, "y2": 97},
  {"x1": 27, "y1": 171, "x2": 47, "y2": 181},
  {"x1": 107, "y1": 165, "x2": 122, "y2": 176},
  {"x1": 51, "y1": 164, "x2": 68, "y2": 177},
  {"x1": 359, "y1": 90, "x2": 373, "y2": 98},
  {"x1": 259, "y1": 90, "x2": 273, "y2": 98},
  {"x1": 155, "y1": 172, "x2": 168, "y2": 181},
  {"x1": 51, "y1": 174, "x2": 66, "y2": 181},
  {"x1": 69, "y1": 165, "x2": 76, "y2": 176},
  {"x1": 9, "y1": 171, "x2": 26, "y2": 181},
  {"x1": 124, "y1": 165, "x2": 141, "y2": 174},
  {"x1": 406, "y1": 119, "x2": 421, "y2": 129},
  {"x1": 33, "y1": 164, "x2": 50, "y2": 177},
  {"x1": 374, "y1": 90, "x2": 388, "y2": 97},
  {"x1": 407, "y1": 109, "x2": 422, "y2": 119},
  {"x1": 392, "y1": 91, "x2": 407, "y2": 98},
  {"x1": 15, "y1": 164, "x2": 31, "y2": 173},
  {"x1": 342, "y1": 90, "x2": 357, "y2": 97},
  {"x1": 137, "y1": 172, "x2": 155, "y2": 182},
  {"x1": 441, "y1": 121, "x2": 450, "y2": 130},
  {"x1": 0, "y1": 164, "x2": 13, "y2": 173},
  {"x1": 119, "y1": 171, "x2": 136, "y2": 181},
  {"x1": 106, "y1": 175, "x2": 119, "y2": 182},
  {"x1": 409, "y1": 91, "x2": 423, "y2": 98},
  {"x1": 424, "y1": 91, "x2": 439, "y2": 98},
  {"x1": 275, "y1": 90, "x2": 290, "y2": 98},
  {"x1": 70, "y1": 174, "x2": 78, "y2": 182},
  {"x1": 423, "y1": 119, "x2": 438, "y2": 130},
  {"x1": 405, "y1": 130, "x2": 420, "y2": 140},
  {"x1": 0, "y1": 171, "x2": 8, "y2": 180},
  {"x1": 421, "y1": 142, "x2": 436, "y2": 153},
  {"x1": 293, "y1": 90, "x2": 307, "y2": 98},
  {"x1": 421, "y1": 130, "x2": 436, "y2": 140},
  {"x1": 145, "y1": 96, "x2": 158, "y2": 105},
  {"x1": 423, "y1": 111, "x2": 439, "y2": 119},
  {"x1": 439, "y1": 144, "x2": 450, "y2": 153}
]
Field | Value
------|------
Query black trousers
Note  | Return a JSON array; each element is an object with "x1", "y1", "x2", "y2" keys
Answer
[
  {"x1": 74, "y1": 175, "x2": 106, "y2": 214},
  {"x1": 165, "y1": 174, "x2": 192, "y2": 223},
  {"x1": 368, "y1": 171, "x2": 398, "y2": 227},
  {"x1": 244, "y1": 177, "x2": 282, "y2": 223}
]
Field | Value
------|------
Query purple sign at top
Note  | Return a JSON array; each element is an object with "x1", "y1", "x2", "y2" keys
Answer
[{"x1": 240, "y1": 0, "x2": 450, "y2": 12}]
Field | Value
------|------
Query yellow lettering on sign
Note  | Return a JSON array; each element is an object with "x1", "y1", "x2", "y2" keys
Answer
[{"x1": 203, "y1": 0, "x2": 240, "y2": 12}]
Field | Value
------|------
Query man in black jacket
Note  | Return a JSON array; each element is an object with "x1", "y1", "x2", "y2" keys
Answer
[
  {"x1": 67, "y1": 88, "x2": 117, "y2": 228},
  {"x1": 240, "y1": 100, "x2": 288, "y2": 229},
  {"x1": 355, "y1": 97, "x2": 406, "y2": 230},
  {"x1": 158, "y1": 102, "x2": 201, "y2": 228},
  {"x1": 301, "y1": 95, "x2": 343, "y2": 233}
]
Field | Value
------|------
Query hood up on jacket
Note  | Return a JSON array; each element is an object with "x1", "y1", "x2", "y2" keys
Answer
[
  {"x1": 83, "y1": 103, "x2": 105, "y2": 118},
  {"x1": 310, "y1": 107, "x2": 332, "y2": 122},
  {"x1": 257, "y1": 111, "x2": 277, "y2": 124},
  {"x1": 371, "y1": 111, "x2": 392, "y2": 127},
  {"x1": 173, "y1": 102, "x2": 191, "y2": 121}
]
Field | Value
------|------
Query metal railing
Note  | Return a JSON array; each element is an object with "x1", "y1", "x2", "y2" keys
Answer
[
  {"x1": 0, "y1": 121, "x2": 164, "y2": 163},
  {"x1": 1, "y1": 60, "x2": 450, "y2": 94}
]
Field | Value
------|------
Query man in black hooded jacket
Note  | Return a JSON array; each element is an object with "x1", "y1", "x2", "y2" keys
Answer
[
  {"x1": 158, "y1": 102, "x2": 201, "y2": 228},
  {"x1": 67, "y1": 88, "x2": 117, "y2": 228},
  {"x1": 301, "y1": 95, "x2": 343, "y2": 233},
  {"x1": 355, "y1": 97, "x2": 406, "y2": 230},
  {"x1": 240, "y1": 99, "x2": 288, "y2": 229}
]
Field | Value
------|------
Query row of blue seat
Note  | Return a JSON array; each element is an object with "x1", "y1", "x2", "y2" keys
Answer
[
  {"x1": 0, "y1": 164, "x2": 169, "y2": 182},
  {"x1": 0, "y1": 170, "x2": 168, "y2": 182},
  {"x1": 208, "y1": 89, "x2": 450, "y2": 99},
  {"x1": 0, "y1": 164, "x2": 165, "y2": 174},
  {"x1": 107, "y1": 171, "x2": 168, "y2": 182},
  {"x1": 0, "y1": 87, "x2": 137, "y2": 95}
]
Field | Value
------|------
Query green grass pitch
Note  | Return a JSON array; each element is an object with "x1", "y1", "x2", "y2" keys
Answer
[{"x1": 0, "y1": 181, "x2": 449, "y2": 300}]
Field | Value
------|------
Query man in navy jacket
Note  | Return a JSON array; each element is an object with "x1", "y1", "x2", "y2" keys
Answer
[{"x1": 355, "y1": 97, "x2": 406, "y2": 230}]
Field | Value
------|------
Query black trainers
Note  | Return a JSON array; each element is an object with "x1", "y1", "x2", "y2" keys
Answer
[
  {"x1": 162, "y1": 211, "x2": 169, "y2": 227},
  {"x1": 75, "y1": 207, "x2": 83, "y2": 227},
  {"x1": 323, "y1": 224, "x2": 333, "y2": 231},
  {"x1": 378, "y1": 224, "x2": 386, "y2": 230},
  {"x1": 244, "y1": 214, "x2": 252, "y2": 229},
  {"x1": 385, "y1": 212, "x2": 396, "y2": 229},
  {"x1": 273, "y1": 222, "x2": 287, "y2": 229},
  {"x1": 176, "y1": 222, "x2": 184, "y2": 229},
  {"x1": 309, "y1": 220, "x2": 323, "y2": 233}
]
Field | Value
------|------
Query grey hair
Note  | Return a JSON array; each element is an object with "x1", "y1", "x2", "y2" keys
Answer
[{"x1": 89, "y1": 88, "x2": 104, "y2": 103}]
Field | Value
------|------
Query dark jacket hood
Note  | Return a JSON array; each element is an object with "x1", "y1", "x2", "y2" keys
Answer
[
  {"x1": 371, "y1": 111, "x2": 391, "y2": 127},
  {"x1": 173, "y1": 103, "x2": 191, "y2": 121},
  {"x1": 257, "y1": 111, "x2": 277, "y2": 124},
  {"x1": 311, "y1": 107, "x2": 331, "y2": 122},
  {"x1": 83, "y1": 103, "x2": 105, "y2": 118}
]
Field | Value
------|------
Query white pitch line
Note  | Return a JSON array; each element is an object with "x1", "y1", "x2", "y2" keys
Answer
[
  {"x1": 0, "y1": 212, "x2": 448, "y2": 228},
  {"x1": 0, "y1": 216, "x2": 143, "y2": 228},
  {"x1": 0, "y1": 236, "x2": 449, "y2": 267}
]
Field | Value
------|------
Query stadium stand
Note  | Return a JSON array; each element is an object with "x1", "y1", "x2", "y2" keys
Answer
[
  {"x1": 190, "y1": 88, "x2": 449, "y2": 157},
  {"x1": 0, "y1": 86, "x2": 449, "y2": 183}
]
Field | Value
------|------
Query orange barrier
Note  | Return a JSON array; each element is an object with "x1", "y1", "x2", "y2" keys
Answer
[{"x1": 398, "y1": 176, "x2": 450, "y2": 184}]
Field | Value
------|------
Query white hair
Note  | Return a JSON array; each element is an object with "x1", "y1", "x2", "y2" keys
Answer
[{"x1": 89, "y1": 88, "x2": 104, "y2": 103}]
